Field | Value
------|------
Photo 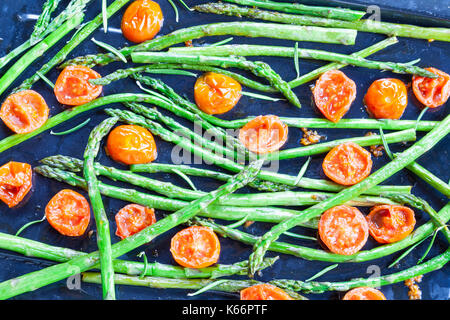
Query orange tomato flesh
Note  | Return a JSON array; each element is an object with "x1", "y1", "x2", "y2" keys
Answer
[
  {"x1": 106, "y1": 124, "x2": 157, "y2": 165},
  {"x1": 115, "y1": 204, "x2": 156, "y2": 239},
  {"x1": 54, "y1": 65, "x2": 102, "y2": 106},
  {"x1": 0, "y1": 90, "x2": 49, "y2": 134},
  {"x1": 364, "y1": 78, "x2": 408, "y2": 119},
  {"x1": 367, "y1": 205, "x2": 416, "y2": 244},
  {"x1": 313, "y1": 70, "x2": 356, "y2": 123},
  {"x1": 322, "y1": 142, "x2": 372, "y2": 186},
  {"x1": 121, "y1": 0, "x2": 163, "y2": 43},
  {"x1": 318, "y1": 205, "x2": 369, "y2": 255},
  {"x1": 239, "y1": 115, "x2": 288, "y2": 154},
  {"x1": 0, "y1": 162, "x2": 33, "y2": 208},
  {"x1": 194, "y1": 72, "x2": 242, "y2": 115},
  {"x1": 45, "y1": 189, "x2": 90, "y2": 237},
  {"x1": 170, "y1": 226, "x2": 220, "y2": 269},
  {"x1": 412, "y1": 67, "x2": 450, "y2": 108},
  {"x1": 343, "y1": 287, "x2": 386, "y2": 300},
  {"x1": 240, "y1": 284, "x2": 293, "y2": 300}
]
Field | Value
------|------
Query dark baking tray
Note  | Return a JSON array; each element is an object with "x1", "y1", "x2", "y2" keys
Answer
[{"x1": 0, "y1": 0, "x2": 448, "y2": 300}]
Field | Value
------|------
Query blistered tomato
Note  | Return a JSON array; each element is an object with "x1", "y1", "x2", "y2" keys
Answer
[
  {"x1": 54, "y1": 65, "x2": 102, "y2": 106},
  {"x1": 0, "y1": 90, "x2": 49, "y2": 134},
  {"x1": 412, "y1": 67, "x2": 450, "y2": 108},
  {"x1": 115, "y1": 204, "x2": 156, "y2": 239},
  {"x1": 194, "y1": 72, "x2": 242, "y2": 115},
  {"x1": 364, "y1": 78, "x2": 408, "y2": 119},
  {"x1": 240, "y1": 284, "x2": 293, "y2": 300},
  {"x1": 0, "y1": 161, "x2": 33, "y2": 208},
  {"x1": 121, "y1": 0, "x2": 163, "y2": 43},
  {"x1": 106, "y1": 125, "x2": 157, "y2": 165},
  {"x1": 343, "y1": 287, "x2": 386, "y2": 300}
]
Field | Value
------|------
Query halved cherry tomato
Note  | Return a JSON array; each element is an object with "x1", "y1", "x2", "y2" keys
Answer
[
  {"x1": 313, "y1": 70, "x2": 356, "y2": 123},
  {"x1": 366, "y1": 205, "x2": 416, "y2": 244},
  {"x1": 412, "y1": 67, "x2": 450, "y2": 108},
  {"x1": 239, "y1": 115, "x2": 288, "y2": 154},
  {"x1": 170, "y1": 226, "x2": 220, "y2": 269},
  {"x1": 364, "y1": 78, "x2": 408, "y2": 119},
  {"x1": 194, "y1": 72, "x2": 242, "y2": 115},
  {"x1": 322, "y1": 142, "x2": 372, "y2": 186},
  {"x1": 106, "y1": 124, "x2": 157, "y2": 165},
  {"x1": 343, "y1": 287, "x2": 386, "y2": 300},
  {"x1": 0, "y1": 90, "x2": 49, "y2": 134},
  {"x1": 318, "y1": 205, "x2": 369, "y2": 255},
  {"x1": 54, "y1": 65, "x2": 102, "y2": 106},
  {"x1": 0, "y1": 162, "x2": 32, "y2": 208},
  {"x1": 121, "y1": 0, "x2": 163, "y2": 43},
  {"x1": 240, "y1": 284, "x2": 293, "y2": 300},
  {"x1": 45, "y1": 189, "x2": 90, "y2": 236},
  {"x1": 115, "y1": 204, "x2": 156, "y2": 239}
]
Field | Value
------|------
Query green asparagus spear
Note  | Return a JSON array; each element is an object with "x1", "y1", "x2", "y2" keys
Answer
[
  {"x1": 248, "y1": 114, "x2": 450, "y2": 275},
  {"x1": 222, "y1": 0, "x2": 366, "y2": 21},
  {"x1": 131, "y1": 52, "x2": 302, "y2": 107},
  {"x1": 0, "y1": 231, "x2": 277, "y2": 279},
  {"x1": 60, "y1": 21, "x2": 357, "y2": 68},
  {"x1": 40, "y1": 155, "x2": 399, "y2": 207},
  {"x1": 405, "y1": 161, "x2": 450, "y2": 198},
  {"x1": 30, "y1": 0, "x2": 61, "y2": 45},
  {"x1": 83, "y1": 117, "x2": 119, "y2": 300},
  {"x1": 168, "y1": 44, "x2": 436, "y2": 78},
  {"x1": 105, "y1": 107, "x2": 412, "y2": 195},
  {"x1": 0, "y1": 12, "x2": 84, "y2": 96},
  {"x1": 0, "y1": 160, "x2": 263, "y2": 300},
  {"x1": 0, "y1": 0, "x2": 93, "y2": 70},
  {"x1": 193, "y1": 202, "x2": 450, "y2": 263},
  {"x1": 194, "y1": 3, "x2": 450, "y2": 42},
  {"x1": 16, "y1": 0, "x2": 131, "y2": 92},
  {"x1": 271, "y1": 249, "x2": 450, "y2": 293}
]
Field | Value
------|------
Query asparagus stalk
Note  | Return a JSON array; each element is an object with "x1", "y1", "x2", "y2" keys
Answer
[
  {"x1": 271, "y1": 249, "x2": 450, "y2": 293},
  {"x1": 15, "y1": 0, "x2": 132, "y2": 92},
  {"x1": 168, "y1": 45, "x2": 436, "y2": 78},
  {"x1": 193, "y1": 202, "x2": 450, "y2": 263},
  {"x1": 0, "y1": 0, "x2": 93, "y2": 70},
  {"x1": 0, "y1": 160, "x2": 263, "y2": 300},
  {"x1": 131, "y1": 52, "x2": 301, "y2": 108},
  {"x1": 83, "y1": 117, "x2": 119, "y2": 300},
  {"x1": 0, "y1": 12, "x2": 84, "y2": 96},
  {"x1": 83, "y1": 248, "x2": 450, "y2": 295},
  {"x1": 194, "y1": 3, "x2": 450, "y2": 42},
  {"x1": 40, "y1": 155, "x2": 399, "y2": 207},
  {"x1": 405, "y1": 161, "x2": 450, "y2": 198},
  {"x1": 105, "y1": 107, "x2": 412, "y2": 195},
  {"x1": 60, "y1": 21, "x2": 357, "y2": 68},
  {"x1": 248, "y1": 114, "x2": 450, "y2": 275},
  {"x1": 222, "y1": 0, "x2": 366, "y2": 21},
  {"x1": 30, "y1": 0, "x2": 61, "y2": 45},
  {"x1": 81, "y1": 273, "x2": 306, "y2": 300},
  {"x1": 0, "y1": 231, "x2": 277, "y2": 279},
  {"x1": 34, "y1": 164, "x2": 319, "y2": 229}
]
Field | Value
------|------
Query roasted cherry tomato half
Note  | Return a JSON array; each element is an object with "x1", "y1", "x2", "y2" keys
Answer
[
  {"x1": 115, "y1": 204, "x2": 156, "y2": 239},
  {"x1": 313, "y1": 70, "x2": 356, "y2": 123},
  {"x1": 106, "y1": 124, "x2": 157, "y2": 165},
  {"x1": 318, "y1": 205, "x2": 369, "y2": 255},
  {"x1": 170, "y1": 226, "x2": 220, "y2": 269},
  {"x1": 322, "y1": 142, "x2": 372, "y2": 186},
  {"x1": 54, "y1": 65, "x2": 102, "y2": 106},
  {"x1": 121, "y1": 0, "x2": 163, "y2": 43},
  {"x1": 342, "y1": 287, "x2": 387, "y2": 300},
  {"x1": 239, "y1": 115, "x2": 288, "y2": 154},
  {"x1": 0, "y1": 162, "x2": 32, "y2": 208},
  {"x1": 364, "y1": 78, "x2": 408, "y2": 119},
  {"x1": 0, "y1": 90, "x2": 49, "y2": 134},
  {"x1": 194, "y1": 72, "x2": 242, "y2": 115},
  {"x1": 45, "y1": 189, "x2": 90, "y2": 237},
  {"x1": 412, "y1": 67, "x2": 450, "y2": 108},
  {"x1": 240, "y1": 284, "x2": 293, "y2": 300},
  {"x1": 342, "y1": 287, "x2": 386, "y2": 300},
  {"x1": 366, "y1": 205, "x2": 416, "y2": 244}
]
